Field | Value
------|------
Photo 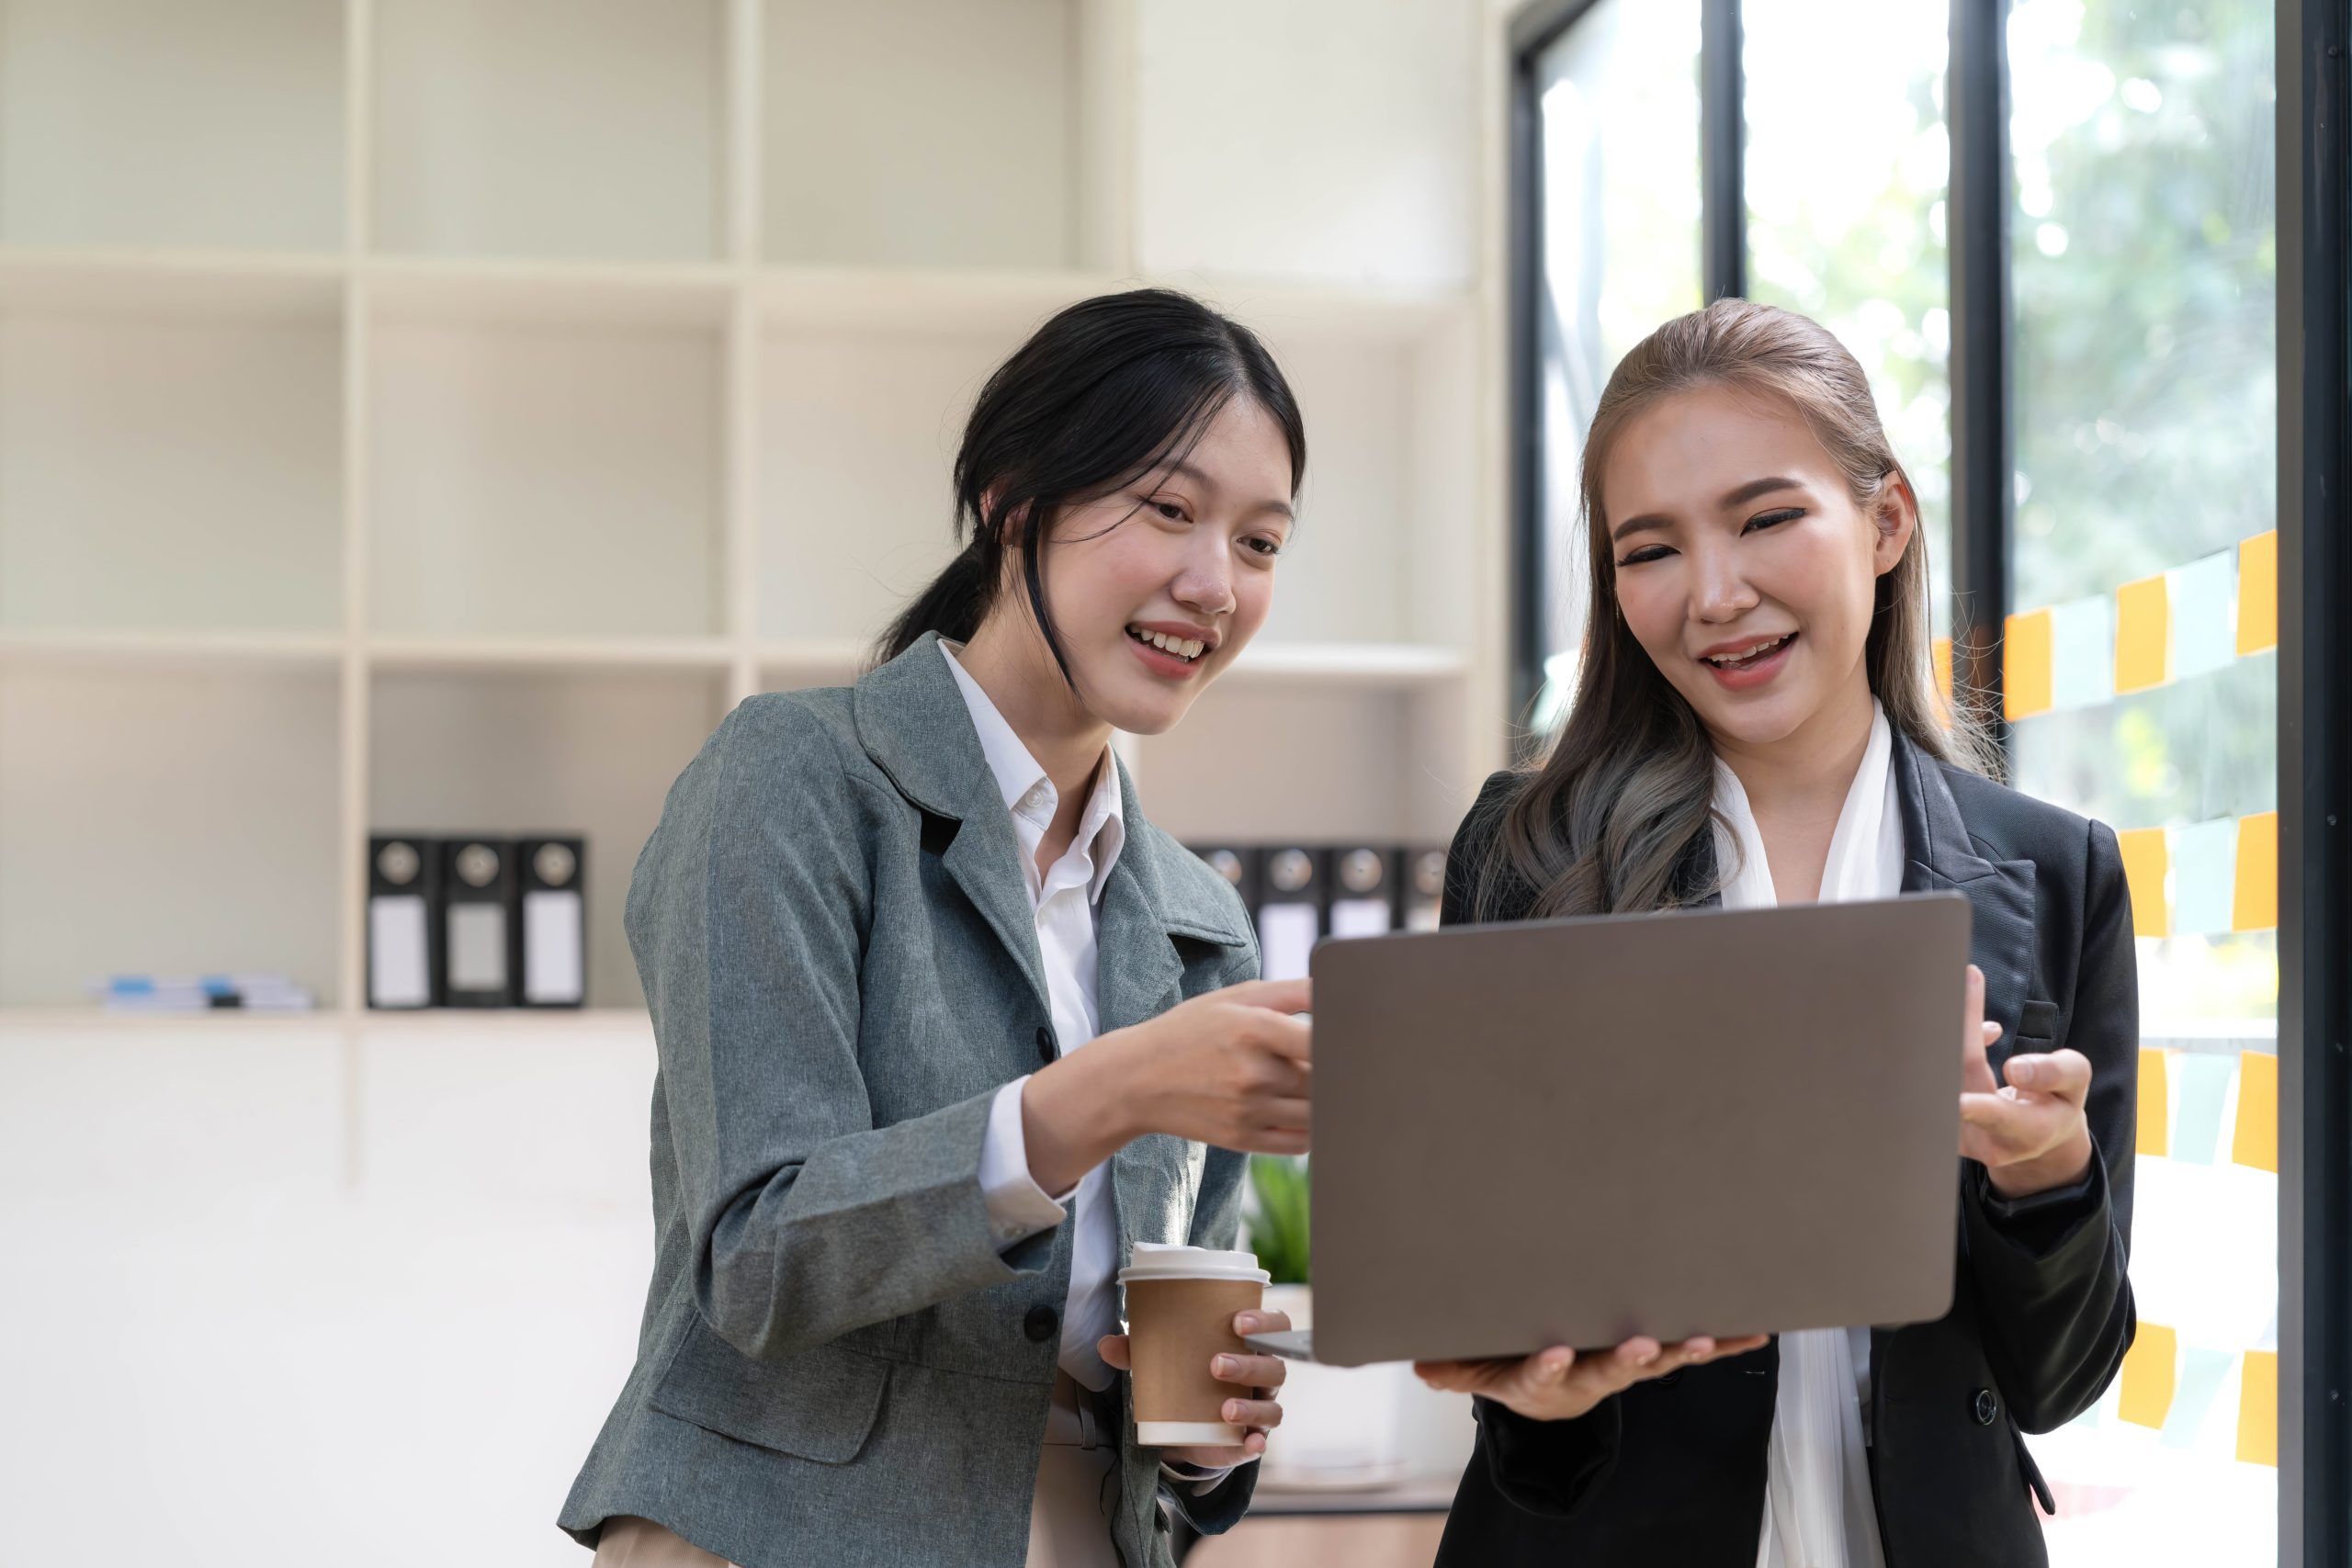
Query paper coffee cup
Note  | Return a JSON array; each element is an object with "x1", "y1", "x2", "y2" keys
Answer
[{"x1": 1117, "y1": 1244, "x2": 1271, "y2": 1447}]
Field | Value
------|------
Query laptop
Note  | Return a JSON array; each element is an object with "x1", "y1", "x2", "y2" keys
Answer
[{"x1": 1244, "y1": 892, "x2": 1972, "y2": 1367}]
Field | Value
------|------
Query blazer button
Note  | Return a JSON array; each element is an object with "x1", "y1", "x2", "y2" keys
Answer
[
  {"x1": 1035, "y1": 1025, "x2": 1056, "y2": 1065},
  {"x1": 1024, "y1": 1305, "x2": 1060, "y2": 1344},
  {"x1": 1973, "y1": 1388, "x2": 2000, "y2": 1426}
]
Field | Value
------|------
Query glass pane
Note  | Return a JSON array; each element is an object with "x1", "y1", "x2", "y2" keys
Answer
[
  {"x1": 1743, "y1": 0, "x2": 1951, "y2": 636},
  {"x1": 2007, "y1": 1, "x2": 2278, "y2": 1560},
  {"x1": 1529, "y1": 0, "x2": 1702, "y2": 728}
]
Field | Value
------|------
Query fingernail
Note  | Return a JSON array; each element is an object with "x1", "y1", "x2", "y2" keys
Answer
[
  {"x1": 2009, "y1": 1062, "x2": 2036, "y2": 1086},
  {"x1": 1224, "y1": 1401, "x2": 1241, "y2": 1421},
  {"x1": 1214, "y1": 1356, "x2": 1236, "y2": 1377}
]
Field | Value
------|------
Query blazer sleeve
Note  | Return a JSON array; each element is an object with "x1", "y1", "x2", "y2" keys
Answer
[
  {"x1": 1959, "y1": 817, "x2": 2140, "y2": 1433},
  {"x1": 630, "y1": 699, "x2": 1050, "y2": 1363},
  {"x1": 1160, "y1": 941, "x2": 1267, "y2": 1536}
]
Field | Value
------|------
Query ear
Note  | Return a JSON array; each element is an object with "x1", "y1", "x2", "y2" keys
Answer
[
  {"x1": 978, "y1": 487, "x2": 1019, "y2": 545},
  {"x1": 1870, "y1": 472, "x2": 1918, "y2": 577}
]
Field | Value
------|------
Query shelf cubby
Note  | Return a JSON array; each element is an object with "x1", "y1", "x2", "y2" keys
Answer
[
  {"x1": 368, "y1": 311, "x2": 724, "y2": 639},
  {"x1": 370, "y1": 0, "x2": 725, "y2": 261},
  {"x1": 757, "y1": 639, "x2": 867, "y2": 694},
  {"x1": 0, "y1": 0, "x2": 345, "y2": 252},
  {"x1": 0, "y1": 662, "x2": 344, "y2": 1008},
  {"x1": 0, "y1": 285, "x2": 343, "y2": 634},
  {"x1": 1130, "y1": 0, "x2": 1476, "y2": 288},
  {"x1": 1137, "y1": 681, "x2": 1474, "y2": 846},
  {"x1": 756, "y1": 323, "x2": 1005, "y2": 643},
  {"x1": 365, "y1": 257, "x2": 735, "y2": 330},
  {"x1": 0, "y1": 2, "x2": 1502, "y2": 1029},
  {"x1": 1213, "y1": 302, "x2": 1481, "y2": 654},
  {"x1": 762, "y1": 0, "x2": 1121, "y2": 271},
  {"x1": 368, "y1": 667, "x2": 730, "y2": 1010}
]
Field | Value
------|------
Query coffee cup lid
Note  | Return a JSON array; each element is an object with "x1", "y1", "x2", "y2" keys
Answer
[{"x1": 1115, "y1": 1243, "x2": 1271, "y2": 1286}]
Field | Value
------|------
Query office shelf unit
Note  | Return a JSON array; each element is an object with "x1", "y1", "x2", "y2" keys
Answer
[{"x1": 0, "y1": 0, "x2": 1498, "y2": 1020}]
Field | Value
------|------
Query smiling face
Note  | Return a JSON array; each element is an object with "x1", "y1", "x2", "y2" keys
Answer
[
  {"x1": 1599, "y1": 383, "x2": 1914, "y2": 755},
  {"x1": 978, "y1": 391, "x2": 1296, "y2": 737}
]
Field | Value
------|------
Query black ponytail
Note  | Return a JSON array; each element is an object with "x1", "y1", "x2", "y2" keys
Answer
[{"x1": 874, "y1": 288, "x2": 1306, "y2": 676}]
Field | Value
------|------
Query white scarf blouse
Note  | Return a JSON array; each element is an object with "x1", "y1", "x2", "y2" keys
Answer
[{"x1": 1710, "y1": 702, "x2": 1900, "y2": 1568}]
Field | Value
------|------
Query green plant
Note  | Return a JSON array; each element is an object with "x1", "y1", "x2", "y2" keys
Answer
[{"x1": 1245, "y1": 1155, "x2": 1310, "y2": 1285}]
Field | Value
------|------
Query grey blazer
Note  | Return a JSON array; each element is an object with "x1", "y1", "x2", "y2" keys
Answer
[{"x1": 560, "y1": 632, "x2": 1264, "y2": 1568}]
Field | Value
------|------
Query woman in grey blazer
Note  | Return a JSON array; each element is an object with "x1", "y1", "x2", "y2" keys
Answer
[{"x1": 561, "y1": 291, "x2": 1315, "y2": 1568}]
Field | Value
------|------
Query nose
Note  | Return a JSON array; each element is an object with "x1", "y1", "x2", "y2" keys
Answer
[
  {"x1": 1688, "y1": 540, "x2": 1758, "y2": 625},
  {"x1": 1170, "y1": 538, "x2": 1237, "y2": 618}
]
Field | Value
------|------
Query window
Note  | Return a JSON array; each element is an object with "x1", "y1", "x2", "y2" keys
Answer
[
  {"x1": 1510, "y1": 1, "x2": 2290, "y2": 1557},
  {"x1": 1743, "y1": 0, "x2": 1952, "y2": 634},
  {"x1": 1523, "y1": 0, "x2": 1702, "y2": 731},
  {"x1": 2004, "y1": 2, "x2": 2279, "y2": 1558}
]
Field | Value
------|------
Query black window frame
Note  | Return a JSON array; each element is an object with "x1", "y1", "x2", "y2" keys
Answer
[{"x1": 1505, "y1": 2, "x2": 2352, "y2": 1559}]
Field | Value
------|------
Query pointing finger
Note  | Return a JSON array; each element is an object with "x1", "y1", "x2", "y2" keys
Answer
[{"x1": 1224, "y1": 977, "x2": 1311, "y2": 1015}]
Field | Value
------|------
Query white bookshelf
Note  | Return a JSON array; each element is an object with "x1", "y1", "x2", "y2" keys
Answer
[{"x1": 0, "y1": 0, "x2": 1502, "y2": 1022}]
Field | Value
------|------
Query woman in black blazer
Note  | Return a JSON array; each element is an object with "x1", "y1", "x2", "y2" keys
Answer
[{"x1": 1418, "y1": 300, "x2": 2135, "y2": 1568}]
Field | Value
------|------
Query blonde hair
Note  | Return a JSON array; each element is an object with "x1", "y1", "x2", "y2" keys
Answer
[{"x1": 1477, "y1": 298, "x2": 1991, "y2": 919}]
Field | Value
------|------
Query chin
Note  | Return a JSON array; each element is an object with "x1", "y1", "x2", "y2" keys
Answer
[
  {"x1": 1682, "y1": 691, "x2": 1811, "y2": 750},
  {"x1": 1096, "y1": 692, "x2": 1193, "y2": 737}
]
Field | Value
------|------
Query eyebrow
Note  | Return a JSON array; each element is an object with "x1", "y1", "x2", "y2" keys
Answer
[
  {"x1": 1159, "y1": 458, "x2": 1295, "y2": 523},
  {"x1": 1609, "y1": 475, "x2": 1806, "y2": 542}
]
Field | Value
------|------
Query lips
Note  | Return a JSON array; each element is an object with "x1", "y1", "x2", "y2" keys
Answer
[
  {"x1": 1125, "y1": 626, "x2": 1208, "y2": 681},
  {"x1": 1698, "y1": 630, "x2": 1798, "y2": 691}
]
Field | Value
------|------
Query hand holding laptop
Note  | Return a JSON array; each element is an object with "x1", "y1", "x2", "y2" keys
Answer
[{"x1": 1413, "y1": 1333, "x2": 1772, "y2": 1422}]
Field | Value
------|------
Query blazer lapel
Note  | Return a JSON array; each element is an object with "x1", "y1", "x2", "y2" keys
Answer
[
  {"x1": 1097, "y1": 770, "x2": 1202, "y2": 1265},
  {"x1": 1890, "y1": 730, "x2": 2036, "y2": 1083},
  {"x1": 1871, "y1": 731, "x2": 2038, "y2": 1409},
  {"x1": 852, "y1": 633, "x2": 1048, "y2": 1012},
  {"x1": 1101, "y1": 759, "x2": 1264, "y2": 1267}
]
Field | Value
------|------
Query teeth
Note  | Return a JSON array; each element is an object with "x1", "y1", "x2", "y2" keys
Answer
[
  {"x1": 1705, "y1": 634, "x2": 1792, "y2": 668},
  {"x1": 1130, "y1": 626, "x2": 1205, "y2": 661}
]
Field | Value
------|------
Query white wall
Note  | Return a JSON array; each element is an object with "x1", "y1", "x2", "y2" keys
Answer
[{"x1": 0, "y1": 1019, "x2": 657, "y2": 1566}]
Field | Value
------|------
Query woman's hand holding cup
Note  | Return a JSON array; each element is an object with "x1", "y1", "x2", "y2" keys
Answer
[
  {"x1": 1098, "y1": 1305, "x2": 1293, "y2": 1466},
  {"x1": 1413, "y1": 1334, "x2": 1769, "y2": 1423}
]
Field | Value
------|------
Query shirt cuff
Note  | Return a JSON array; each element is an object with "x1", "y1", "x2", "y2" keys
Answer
[
  {"x1": 1976, "y1": 1160, "x2": 2098, "y2": 1219},
  {"x1": 978, "y1": 1077, "x2": 1075, "y2": 1251},
  {"x1": 1161, "y1": 1455, "x2": 1254, "y2": 1494}
]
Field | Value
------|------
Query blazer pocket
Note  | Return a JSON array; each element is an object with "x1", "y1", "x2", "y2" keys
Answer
[
  {"x1": 650, "y1": 1315, "x2": 889, "y2": 1465},
  {"x1": 2015, "y1": 998, "x2": 2063, "y2": 1049}
]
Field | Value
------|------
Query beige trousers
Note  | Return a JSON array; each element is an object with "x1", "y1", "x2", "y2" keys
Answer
[{"x1": 589, "y1": 1372, "x2": 1123, "y2": 1568}]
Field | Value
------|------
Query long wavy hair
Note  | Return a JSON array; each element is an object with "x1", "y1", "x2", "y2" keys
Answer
[{"x1": 1475, "y1": 299, "x2": 1994, "y2": 921}]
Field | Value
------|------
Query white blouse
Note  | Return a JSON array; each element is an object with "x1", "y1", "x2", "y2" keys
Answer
[{"x1": 1711, "y1": 702, "x2": 1899, "y2": 1568}]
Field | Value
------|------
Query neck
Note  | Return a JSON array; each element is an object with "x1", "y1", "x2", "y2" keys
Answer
[
  {"x1": 1711, "y1": 669, "x2": 1878, "y2": 822},
  {"x1": 953, "y1": 623, "x2": 1114, "y2": 813}
]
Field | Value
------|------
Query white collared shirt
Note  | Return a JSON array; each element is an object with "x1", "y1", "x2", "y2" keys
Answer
[
  {"x1": 942, "y1": 641, "x2": 1130, "y2": 1394},
  {"x1": 1712, "y1": 702, "x2": 1900, "y2": 1568}
]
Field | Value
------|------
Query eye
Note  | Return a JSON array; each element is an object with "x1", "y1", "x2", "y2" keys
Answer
[
  {"x1": 1616, "y1": 544, "x2": 1673, "y2": 567},
  {"x1": 1744, "y1": 507, "x2": 1804, "y2": 533},
  {"x1": 1242, "y1": 535, "x2": 1284, "y2": 561},
  {"x1": 1148, "y1": 496, "x2": 1190, "y2": 523}
]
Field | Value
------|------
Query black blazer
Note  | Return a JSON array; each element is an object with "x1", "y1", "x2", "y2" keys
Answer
[{"x1": 1433, "y1": 728, "x2": 2138, "y2": 1568}]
